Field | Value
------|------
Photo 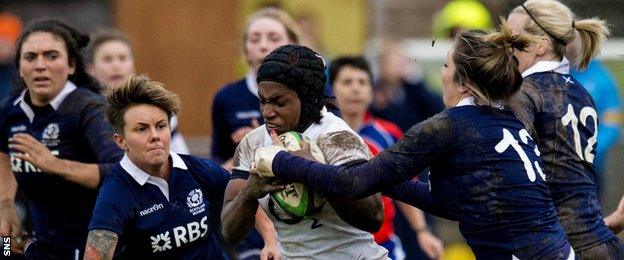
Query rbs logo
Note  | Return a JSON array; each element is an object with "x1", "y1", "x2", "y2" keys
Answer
[{"x1": 150, "y1": 216, "x2": 209, "y2": 253}]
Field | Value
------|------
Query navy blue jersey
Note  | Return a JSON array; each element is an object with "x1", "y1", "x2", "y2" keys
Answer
[
  {"x1": 0, "y1": 84, "x2": 123, "y2": 248},
  {"x1": 518, "y1": 69, "x2": 615, "y2": 250},
  {"x1": 211, "y1": 78, "x2": 263, "y2": 163},
  {"x1": 271, "y1": 104, "x2": 570, "y2": 259},
  {"x1": 89, "y1": 153, "x2": 229, "y2": 259}
]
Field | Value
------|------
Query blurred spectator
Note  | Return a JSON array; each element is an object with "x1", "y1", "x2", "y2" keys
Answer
[
  {"x1": 567, "y1": 30, "x2": 622, "y2": 198},
  {"x1": 371, "y1": 42, "x2": 445, "y2": 260},
  {"x1": 432, "y1": 0, "x2": 492, "y2": 39},
  {"x1": 86, "y1": 29, "x2": 190, "y2": 154},
  {"x1": 0, "y1": 12, "x2": 22, "y2": 101},
  {"x1": 371, "y1": 42, "x2": 444, "y2": 132},
  {"x1": 330, "y1": 56, "x2": 444, "y2": 260}
]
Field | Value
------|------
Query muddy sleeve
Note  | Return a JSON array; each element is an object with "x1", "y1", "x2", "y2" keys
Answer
[{"x1": 272, "y1": 112, "x2": 457, "y2": 200}]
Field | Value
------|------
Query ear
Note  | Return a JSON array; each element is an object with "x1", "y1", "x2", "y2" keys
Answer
[
  {"x1": 457, "y1": 84, "x2": 470, "y2": 94},
  {"x1": 68, "y1": 59, "x2": 76, "y2": 76},
  {"x1": 535, "y1": 36, "x2": 551, "y2": 56},
  {"x1": 114, "y1": 133, "x2": 127, "y2": 151}
]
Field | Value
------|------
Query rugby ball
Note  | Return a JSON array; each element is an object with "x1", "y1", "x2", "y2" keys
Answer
[{"x1": 269, "y1": 131, "x2": 326, "y2": 218}]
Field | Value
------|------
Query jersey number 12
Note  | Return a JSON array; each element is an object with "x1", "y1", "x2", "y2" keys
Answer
[{"x1": 561, "y1": 104, "x2": 597, "y2": 163}]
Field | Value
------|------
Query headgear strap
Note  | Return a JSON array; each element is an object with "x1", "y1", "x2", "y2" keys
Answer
[{"x1": 522, "y1": 4, "x2": 567, "y2": 45}]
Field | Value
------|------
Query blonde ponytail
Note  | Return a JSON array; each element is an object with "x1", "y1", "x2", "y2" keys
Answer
[{"x1": 573, "y1": 18, "x2": 610, "y2": 69}]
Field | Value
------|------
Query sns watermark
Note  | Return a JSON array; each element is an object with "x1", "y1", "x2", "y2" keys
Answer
[{"x1": 2, "y1": 236, "x2": 10, "y2": 256}]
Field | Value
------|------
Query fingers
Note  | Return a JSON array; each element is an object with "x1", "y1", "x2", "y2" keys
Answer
[
  {"x1": 269, "y1": 130, "x2": 282, "y2": 146},
  {"x1": 0, "y1": 220, "x2": 10, "y2": 236}
]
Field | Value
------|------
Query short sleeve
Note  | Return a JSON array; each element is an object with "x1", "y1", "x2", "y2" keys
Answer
[
  {"x1": 231, "y1": 135, "x2": 254, "y2": 173},
  {"x1": 89, "y1": 173, "x2": 133, "y2": 235},
  {"x1": 316, "y1": 130, "x2": 371, "y2": 166}
]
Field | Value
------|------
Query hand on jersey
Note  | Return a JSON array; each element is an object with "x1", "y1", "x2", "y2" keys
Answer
[
  {"x1": 9, "y1": 133, "x2": 60, "y2": 174},
  {"x1": 0, "y1": 202, "x2": 27, "y2": 254},
  {"x1": 260, "y1": 239, "x2": 281, "y2": 260},
  {"x1": 242, "y1": 172, "x2": 287, "y2": 199}
]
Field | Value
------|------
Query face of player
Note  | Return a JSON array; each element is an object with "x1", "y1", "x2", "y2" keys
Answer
[
  {"x1": 91, "y1": 40, "x2": 135, "y2": 90},
  {"x1": 333, "y1": 66, "x2": 373, "y2": 117},
  {"x1": 507, "y1": 12, "x2": 540, "y2": 73},
  {"x1": 245, "y1": 17, "x2": 291, "y2": 74},
  {"x1": 258, "y1": 81, "x2": 301, "y2": 135},
  {"x1": 115, "y1": 104, "x2": 171, "y2": 173},
  {"x1": 19, "y1": 32, "x2": 75, "y2": 106},
  {"x1": 441, "y1": 50, "x2": 467, "y2": 108}
]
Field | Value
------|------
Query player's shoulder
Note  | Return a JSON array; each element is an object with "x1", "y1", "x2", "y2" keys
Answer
[
  {"x1": 176, "y1": 153, "x2": 224, "y2": 174},
  {"x1": 239, "y1": 126, "x2": 267, "y2": 150},
  {"x1": 214, "y1": 78, "x2": 247, "y2": 100}
]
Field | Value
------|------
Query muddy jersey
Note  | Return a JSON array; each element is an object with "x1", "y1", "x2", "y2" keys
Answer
[
  {"x1": 270, "y1": 99, "x2": 572, "y2": 259},
  {"x1": 518, "y1": 59, "x2": 615, "y2": 251},
  {"x1": 232, "y1": 108, "x2": 388, "y2": 259}
]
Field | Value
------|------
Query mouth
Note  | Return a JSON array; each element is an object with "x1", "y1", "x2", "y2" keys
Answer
[
  {"x1": 265, "y1": 123, "x2": 281, "y2": 131},
  {"x1": 109, "y1": 75, "x2": 125, "y2": 82},
  {"x1": 33, "y1": 76, "x2": 51, "y2": 85}
]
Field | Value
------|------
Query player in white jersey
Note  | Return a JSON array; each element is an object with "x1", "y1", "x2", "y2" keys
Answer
[{"x1": 221, "y1": 45, "x2": 389, "y2": 259}]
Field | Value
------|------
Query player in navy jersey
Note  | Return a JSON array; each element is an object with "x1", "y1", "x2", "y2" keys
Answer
[
  {"x1": 508, "y1": 1, "x2": 624, "y2": 258},
  {"x1": 85, "y1": 75, "x2": 229, "y2": 259},
  {"x1": 0, "y1": 20, "x2": 123, "y2": 259},
  {"x1": 253, "y1": 27, "x2": 576, "y2": 259}
]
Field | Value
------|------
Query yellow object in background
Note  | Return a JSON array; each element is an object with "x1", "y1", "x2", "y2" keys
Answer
[
  {"x1": 433, "y1": 0, "x2": 492, "y2": 39},
  {"x1": 443, "y1": 242, "x2": 476, "y2": 260}
]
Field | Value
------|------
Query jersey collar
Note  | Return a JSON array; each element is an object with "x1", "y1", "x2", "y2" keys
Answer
[
  {"x1": 455, "y1": 96, "x2": 504, "y2": 109},
  {"x1": 120, "y1": 152, "x2": 188, "y2": 201},
  {"x1": 12, "y1": 81, "x2": 77, "y2": 122},
  {"x1": 246, "y1": 71, "x2": 259, "y2": 98},
  {"x1": 522, "y1": 57, "x2": 570, "y2": 78}
]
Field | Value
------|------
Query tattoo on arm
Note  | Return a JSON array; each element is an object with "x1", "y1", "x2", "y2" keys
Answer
[{"x1": 84, "y1": 229, "x2": 118, "y2": 260}]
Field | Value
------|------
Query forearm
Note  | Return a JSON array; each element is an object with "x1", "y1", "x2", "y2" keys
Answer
[
  {"x1": 383, "y1": 180, "x2": 456, "y2": 220},
  {"x1": 50, "y1": 159, "x2": 101, "y2": 189},
  {"x1": 396, "y1": 201, "x2": 427, "y2": 232},
  {"x1": 255, "y1": 208, "x2": 278, "y2": 245},
  {"x1": 327, "y1": 193, "x2": 384, "y2": 232},
  {"x1": 0, "y1": 153, "x2": 17, "y2": 203},
  {"x1": 273, "y1": 152, "x2": 409, "y2": 200},
  {"x1": 221, "y1": 190, "x2": 261, "y2": 243}
]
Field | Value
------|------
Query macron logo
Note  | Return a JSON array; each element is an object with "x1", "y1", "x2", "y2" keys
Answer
[{"x1": 140, "y1": 203, "x2": 164, "y2": 217}]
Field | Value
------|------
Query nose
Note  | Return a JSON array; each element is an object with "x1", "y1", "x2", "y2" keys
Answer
[
  {"x1": 149, "y1": 127, "x2": 161, "y2": 142},
  {"x1": 261, "y1": 104, "x2": 276, "y2": 119},
  {"x1": 34, "y1": 57, "x2": 46, "y2": 71},
  {"x1": 259, "y1": 37, "x2": 270, "y2": 54}
]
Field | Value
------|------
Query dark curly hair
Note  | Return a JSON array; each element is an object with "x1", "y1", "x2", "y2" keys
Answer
[{"x1": 13, "y1": 19, "x2": 100, "y2": 94}]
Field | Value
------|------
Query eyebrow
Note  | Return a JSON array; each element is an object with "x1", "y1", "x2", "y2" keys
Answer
[{"x1": 22, "y1": 50, "x2": 61, "y2": 56}]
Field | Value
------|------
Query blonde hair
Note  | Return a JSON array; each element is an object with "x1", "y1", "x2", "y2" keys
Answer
[
  {"x1": 453, "y1": 20, "x2": 535, "y2": 105},
  {"x1": 242, "y1": 7, "x2": 301, "y2": 50},
  {"x1": 511, "y1": 0, "x2": 610, "y2": 69},
  {"x1": 106, "y1": 74, "x2": 181, "y2": 134}
]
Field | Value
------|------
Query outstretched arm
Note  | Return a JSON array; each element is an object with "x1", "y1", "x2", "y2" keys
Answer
[
  {"x1": 256, "y1": 113, "x2": 457, "y2": 200},
  {"x1": 84, "y1": 229, "x2": 118, "y2": 260}
]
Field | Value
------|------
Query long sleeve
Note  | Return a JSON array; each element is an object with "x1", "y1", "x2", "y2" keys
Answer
[
  {"x1": 382, "y1": 180, "x2": 457, "y2": 220},
  {"x1": 81, "y1": 99, "x2": 123, "y2": 179},
  {"x1": 272, "y1": 112, "x2": 457, "y2": 200}
]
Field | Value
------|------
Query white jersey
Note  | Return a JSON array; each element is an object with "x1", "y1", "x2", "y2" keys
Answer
[{"x1": 233, "y1": 108, "x2": 389, "y2": 259}]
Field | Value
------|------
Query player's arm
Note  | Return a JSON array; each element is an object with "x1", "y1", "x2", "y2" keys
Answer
[
  {"x1": 0, "y1": 152, "x2": 22, "y2": 253},
  {"x1": 396, "y1": 201, "x2": 444, "y2": 259},
  {"x1": 10, "y1": 133, "x2": 101, "y2": 189},
  {"x1": 327, "y1": 194, "x2": 383, "y2": 232},
  {"x1": 255, "y1": 208, "x2": 280, "y2": 260},
  {"x1": 84, "y1": 229, "x2": 118, "y2": 260},
  {"x1": 221, "y1": 174, "x2": 283, "y2": 243},
  {"x1": 256, "y1": 113, "x2": 457, "y2": 200},
  {"x1": 604, "y1": 195, "x2": 624, "y2": 234}
]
